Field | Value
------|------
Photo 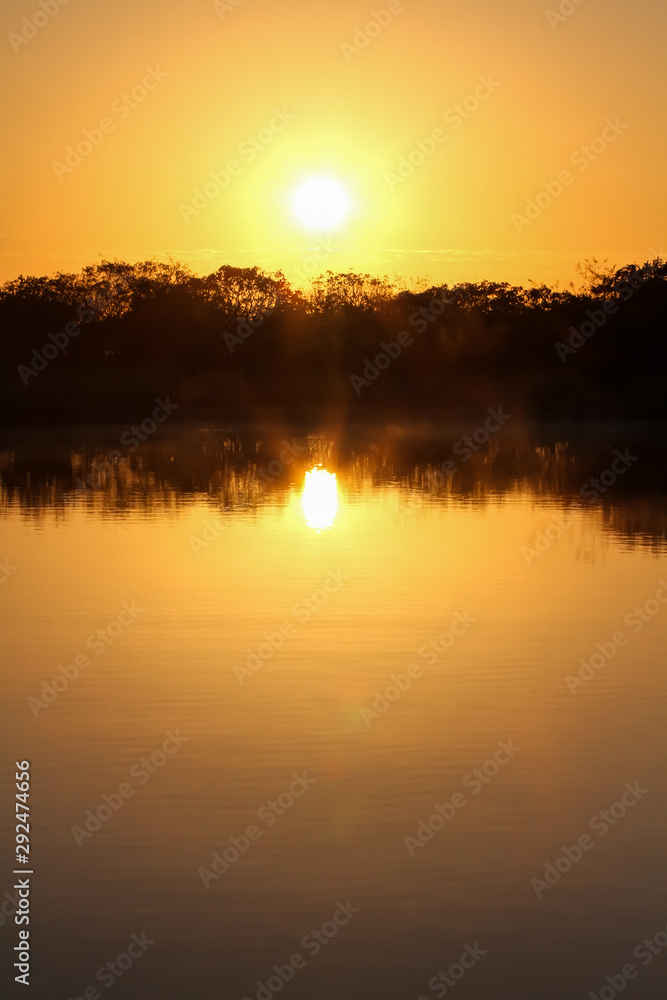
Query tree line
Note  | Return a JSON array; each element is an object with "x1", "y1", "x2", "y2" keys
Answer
[{"x1": 0, "y1": 257, "x2": 665, "y2": 423}]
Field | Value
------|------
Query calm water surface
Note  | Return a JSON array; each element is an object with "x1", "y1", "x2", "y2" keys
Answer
[{"x1": 1, "y1": 424, "x2": 666, "y2": 999}]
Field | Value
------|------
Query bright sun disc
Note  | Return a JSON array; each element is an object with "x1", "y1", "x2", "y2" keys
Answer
[{"x1": 292, "y1": 177, "x2": 350, "y2": 230}]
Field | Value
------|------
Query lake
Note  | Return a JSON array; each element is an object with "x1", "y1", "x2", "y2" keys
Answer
[{"x1": 1, "y1": 421, "x2": 666, "y2": 1000}]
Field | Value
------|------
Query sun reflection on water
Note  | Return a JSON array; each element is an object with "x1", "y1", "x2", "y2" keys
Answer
[{"x1": 301, "y1": 467, "x2": 338, "y2": 531}]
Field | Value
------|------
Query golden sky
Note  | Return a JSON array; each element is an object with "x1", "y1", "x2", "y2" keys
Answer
[{"x1": 1, "y1": 0, "x2": 665, "y2": 287}]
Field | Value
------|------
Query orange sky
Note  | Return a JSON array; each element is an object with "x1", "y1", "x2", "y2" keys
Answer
[{"x1": 1, "y1": 0, "x2": 665, "y2": 288}]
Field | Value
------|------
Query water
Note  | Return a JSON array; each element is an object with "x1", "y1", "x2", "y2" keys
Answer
[{"x1": 1, "y1": 423, "x2": 666, "y2": 1000}]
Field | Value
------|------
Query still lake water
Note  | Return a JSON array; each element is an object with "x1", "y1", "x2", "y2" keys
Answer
[{"x1": 1, "y1": 423, "x2": 666, "y2": 1000}]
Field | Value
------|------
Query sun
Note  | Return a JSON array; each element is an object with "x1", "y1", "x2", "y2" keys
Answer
[{"x1": 292, "y1": 177, "x2": 350, "y2": 231}]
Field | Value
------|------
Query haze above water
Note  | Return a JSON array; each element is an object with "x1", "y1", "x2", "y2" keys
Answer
[{"x1": 1, "y1": 423, "x2": 666, "y2": 1000}]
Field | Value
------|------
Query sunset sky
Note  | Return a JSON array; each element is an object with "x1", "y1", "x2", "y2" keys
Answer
[{"x1": 1, "y1": 0, "x2": 665, "y2": 288}]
